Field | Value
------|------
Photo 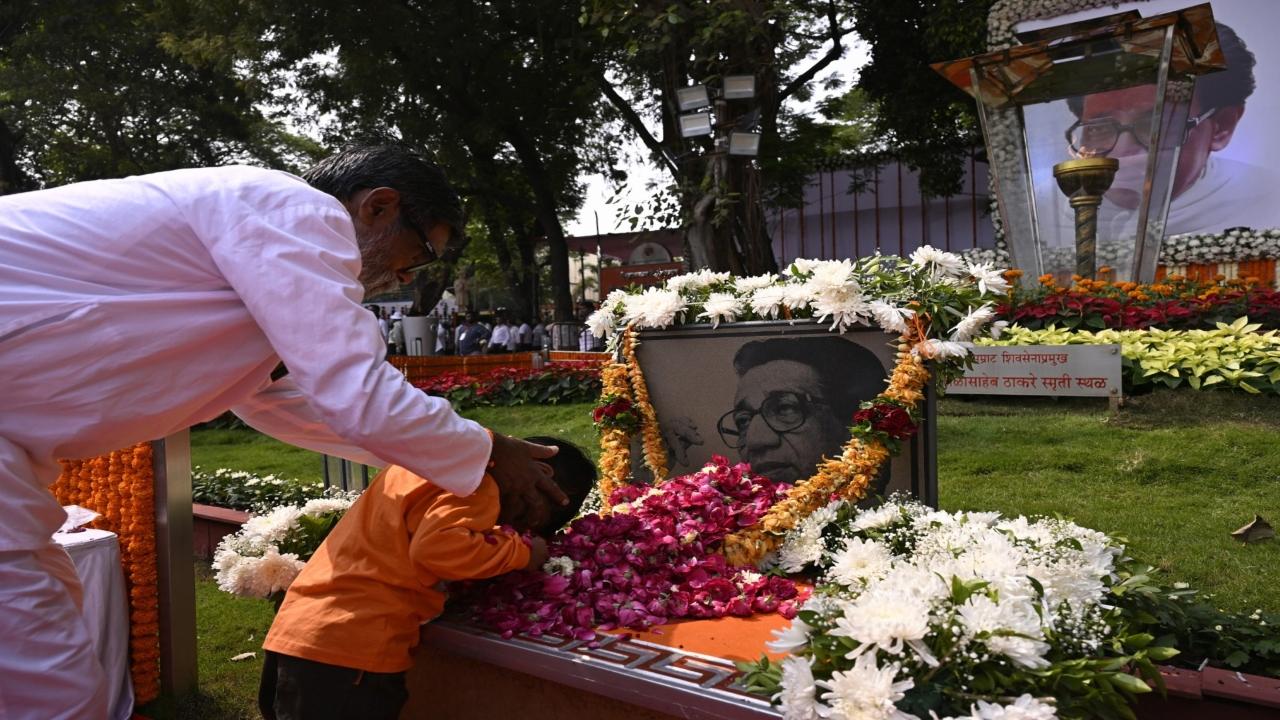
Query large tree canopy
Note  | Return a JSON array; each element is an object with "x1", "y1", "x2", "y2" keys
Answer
[
  {"x1": 583, "y1": 0, "x2": 857, "y2": 275},
  {"x1": 0, "y1": 0, "x2": 315, "y2": 193}
]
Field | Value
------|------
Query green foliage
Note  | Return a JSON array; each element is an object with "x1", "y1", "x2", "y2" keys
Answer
[
  {"x1": 0, "y1": 0, "x2": 316, "y2": 189},
  {"x1": 847, "y1": 0, "x2": 994, "y2": 197},
  {"x1": 191, "y1": 467, "x2": 326, "y2": 512},
  {"x1": 982, "y1": 320, "x2": 1280, "y2": 395},
  {"x1": 1110, "y1": 561, "x2": 1280, "y2": 678},
  {"x1": 583, "y1": 0, "x2": 858, "y2": 272}
]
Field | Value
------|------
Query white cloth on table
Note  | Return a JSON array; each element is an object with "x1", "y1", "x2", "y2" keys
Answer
[
  {"x1": 0, "y1": 166, "x2": 491, "y2": 554},
  {"x1": 55, "y1": 529, "x2": 134, "y2": 720},
  {"x1": 0, "y1": 543, "x2": 109, "y2": 720}
]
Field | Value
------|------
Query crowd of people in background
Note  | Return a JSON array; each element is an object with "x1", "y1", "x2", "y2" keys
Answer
[{"x1": 365, "y1": 305, "x2": 604, "y2": 356}]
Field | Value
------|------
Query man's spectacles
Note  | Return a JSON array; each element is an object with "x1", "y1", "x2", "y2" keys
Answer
[
  {"x1": 718, "y1": 391, "x2": 826, "y2": 449},
  {"x1": 400, "y1": 215, "x2": 440, "y2": 276},
  {"x1": 1064, "y1": 107, "x2": 1217, "y2": 156}
]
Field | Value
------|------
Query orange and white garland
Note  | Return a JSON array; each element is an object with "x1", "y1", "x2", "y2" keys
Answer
[
  {"x1": 596, "y1": 327, "x2": 671, "y2": 512},
  {"x1": 51, "y1": 443, "x2": 161, "y2": 704}
]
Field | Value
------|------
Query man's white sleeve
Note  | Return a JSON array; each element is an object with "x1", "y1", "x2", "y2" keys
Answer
[
  {"x1": 202, "y1": 201, "x2": 490, "y2": 495},
  {"x1": 230, "y1": 377, "x2": 385, "y2": 468}
]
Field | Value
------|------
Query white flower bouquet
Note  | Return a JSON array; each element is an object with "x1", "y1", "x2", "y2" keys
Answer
[
  {"x1": 587, "y1": 249, "x2": 1011, "y2": 384},
  {"x1": 213, "y1": 495, "x2": 356, "y2": 600},
  {"x1": 742, "y1": 497, "x2": 1180, "y2": 720}
]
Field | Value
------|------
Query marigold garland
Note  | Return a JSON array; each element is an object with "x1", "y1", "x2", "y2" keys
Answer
[
  {"x1": 596, "y1": 360, "x2": 636, "y2": 512},
  {"x1": 51, "y1": 443, "x2": 161, "y2": 704},
  {"x1": 621, "y1": 327, "x2": 669, "y2": 482}
]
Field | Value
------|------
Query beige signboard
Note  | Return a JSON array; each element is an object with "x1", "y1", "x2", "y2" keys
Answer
[{"x1": 947, "y1": 345, "x2": 1122, "y2": 398}]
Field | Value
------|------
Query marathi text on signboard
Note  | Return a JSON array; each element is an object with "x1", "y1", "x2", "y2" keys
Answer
[{"x1": 946, "y1": 345, "x2": 1122, "y2": 397}]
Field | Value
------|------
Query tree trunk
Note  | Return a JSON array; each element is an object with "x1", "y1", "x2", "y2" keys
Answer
[
  {"x1": 0, "y1": 117, "x2": 32, "y2": 195},
  {"x1": 502, "y1": 122, "x2": 575, "y2": 321}
]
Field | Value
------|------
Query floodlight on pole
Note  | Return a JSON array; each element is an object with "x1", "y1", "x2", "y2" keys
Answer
[
  {"x1": 675, "y1": 85, "x2": 712, "y2": 111},
  {"x1": 727, "y1": 132, "x2": 761, "y2": 157},
  {"x1": 722, "y1": 75, "x2": 756, "y2": 100},
  {"x1": 678, "y1": 112, "x2": 714, "y2": 138}
]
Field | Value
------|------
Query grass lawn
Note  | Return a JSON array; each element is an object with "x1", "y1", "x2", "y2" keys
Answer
[{"x1": 176, "y1": 390, "x2": 1279, "y2": 719}]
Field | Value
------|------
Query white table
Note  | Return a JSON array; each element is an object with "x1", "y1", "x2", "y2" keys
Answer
[{"x1": 54, "y1": 528, "x2": 135, "y2": 720}]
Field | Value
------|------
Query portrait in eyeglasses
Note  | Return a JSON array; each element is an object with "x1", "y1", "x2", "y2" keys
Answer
[
  {"x1": 1025, "y1": 12, "x2": 1280, "y2": 260},
  {"x1": 631, "y1": 325, "x2": 935, "y2": 502}
]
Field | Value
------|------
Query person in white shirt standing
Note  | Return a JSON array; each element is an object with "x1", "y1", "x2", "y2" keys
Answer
[
  {"x1": 488, "y1": 315, "x2": 513, "y2": 354},
  {"x1": 0, "y1": 144, "x2": 566, "y2": 720}
]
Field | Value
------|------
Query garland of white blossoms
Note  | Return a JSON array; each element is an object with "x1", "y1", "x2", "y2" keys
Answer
[
  {"x1": 213, "y1": 496, "x2": 355, "y2": 599},
  {"x1": 745, "y1": 496, "x2": 1175, "y2": 720},
  {"x1": 965, "y1": 230, "x2": 1280, "y2": 273},
  {"x1": 587, "y1": 247, "x2": 1011, "y2": 356}
]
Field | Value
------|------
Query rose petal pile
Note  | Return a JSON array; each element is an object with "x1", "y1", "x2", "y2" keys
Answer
[{"x1": 460, "y1": 456, "x2": 805, "y2": 640}]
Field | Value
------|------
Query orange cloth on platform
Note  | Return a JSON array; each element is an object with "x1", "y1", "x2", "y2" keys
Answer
[
  {"x1": 607, "y1": 608, "x2": 794, "y2": 663},
  {"x1": 264, "y1": 467, "x2": 530, "y2": 673}
]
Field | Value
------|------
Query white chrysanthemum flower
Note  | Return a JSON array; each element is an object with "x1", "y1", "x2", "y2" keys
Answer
[
  {"x1": 734, "y1": 273, "x2": 779, "y2": 293},
  {"x1": 586, "y1": 305, "x2": 618, "y2": 339},
  {"x1": 910, "y1": 246, "x2": 965, "y2": 278},
  {"x1": 817, "y1": 652, "x2": 916, "y2": 720},
  {"x1": 790, "y1": 258, "x2": 821, "y2": 275},
  {"x1": 698, "y1": 292, "x2": 743, "y2": 328},
  {"x1": 667, "y1": 269, "x2": 731, "y2": 294},
  {"x1": 623, "y1": 287, "x2": 687, "y2": 329},
  {"x1": 831, "y1": 587, "x2": 933, "y2": 659},
  {"x1": 781, "y1": 283, "x2": 815, "y2": 313},
  {"x1": 914, "y1": 338, "x2": 971, "y2": 359},
  {"x1": 957, "y1": 595, "x2": 1050, "y2": 669},
  {"x1": 299, "y1": 497, "x2": 353, "y2": 516},
  {"x1": 750, "y1": 285, "x2": 789, "y2": 319},
  {"x1": 967, "y1": 262, "x2": 1011, "y2": 296},
  {"x1": 827, "y1": 537, "x2": 893, "y2": 588},
  {"x1": 776, "y1": 655, "x2": 827, "y2": 720},
  {"x1": 950, "y1": 305, "x2": 996, "y2": 342},
  {"x1": 969, "y1": 694, "x2": 1057, "y2": 720},
  {"x1": 777, "y1": 530, "x2": 825, "y2": 573},
  {"x1": 543, "y1": 556, "x2": 576, "y2": 577},
  {"x1": 868, "y1": 301, "x2": 915, "y2": 335},
  {"x1": 767, "y1": 617, "x2": 812, "y2": 653},
  {"x1": 989, "y1": 320, "x2": 1010, "y2": 340},
  {"x1": 852, "y1": 503, "x2": 903, "y2": 532},
  {"x1": 738, "y1": 569, "x2": 763, "y2": 585},
  {"x1": 255, "y1": 548, "x2": 306, "y2": 596},
  {"x1": 242, "y1": 506, "x2": 302, "y2": 545}
]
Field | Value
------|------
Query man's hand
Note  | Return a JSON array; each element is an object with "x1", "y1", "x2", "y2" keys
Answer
[
  {"x1": 525, "y1": 536, "x2": 549, "y2": 571},
  {"x1": 488, "y1": 433, "x2": 567, "y2": 528}
]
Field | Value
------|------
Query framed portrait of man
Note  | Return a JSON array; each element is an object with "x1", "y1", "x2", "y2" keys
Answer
[{"x1": 632, "y1": 322, "x2": 938, "y2": 506}]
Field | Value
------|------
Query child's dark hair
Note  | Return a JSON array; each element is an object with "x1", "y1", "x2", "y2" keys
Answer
[{"x1": 525, "y1": 436, "x2": 597, "y2": 533}]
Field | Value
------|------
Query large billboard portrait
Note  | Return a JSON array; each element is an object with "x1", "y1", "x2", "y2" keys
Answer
[
  {"x1": 1016, "y1": 0, "x2": 1280, "y2": 272},
  {"x1": 632, "y1": 323, "x2": 938, "y2": 505}
]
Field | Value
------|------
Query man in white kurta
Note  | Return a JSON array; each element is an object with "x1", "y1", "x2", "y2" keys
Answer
[{"x1": 0, "y1": 146, "x2": 559, "y2": 719}]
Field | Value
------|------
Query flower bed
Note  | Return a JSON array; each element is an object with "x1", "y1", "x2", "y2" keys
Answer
[
  {"x1": 980, "y1": 320, "x2": 1280, "y2": 395},
  {"x1": 192, "y1": 466, "x2": 328, "y2": 512},
  {"x1": 415, "y1": 361, "x2": 603, "y2": 410},
  {"x1": 740, "y1": 496, "x2": 1280, "y2": 720},
  {"x1": 999, "y1": 275, "x2": 1280, "y2": 332}
]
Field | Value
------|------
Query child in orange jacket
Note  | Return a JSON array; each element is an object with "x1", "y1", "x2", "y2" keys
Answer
[{"x1": 259, "y1": 437, "x2": 595, "y2": 720}]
